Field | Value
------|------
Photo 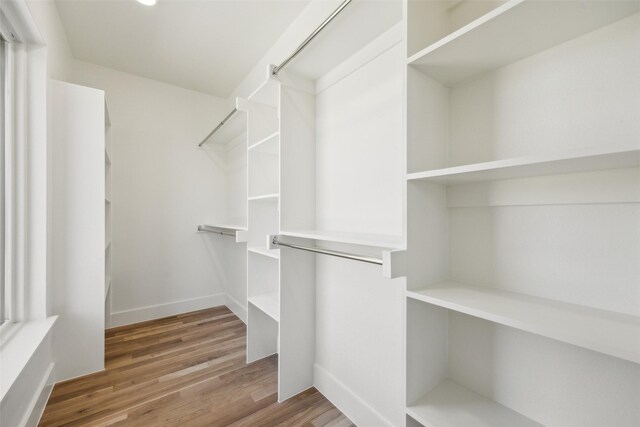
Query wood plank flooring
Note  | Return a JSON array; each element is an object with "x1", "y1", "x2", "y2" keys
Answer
[{"x1": 39, "y1": 306, "x2": 354, "y2": 427}]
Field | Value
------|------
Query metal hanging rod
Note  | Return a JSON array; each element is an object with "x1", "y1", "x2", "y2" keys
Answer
[
  {"x1": 272, "y1": 0, "x2": 352, "y2": 76},
  {"x1": 197, "y1": 225, "x2": 236, "y2": 237},
  {"x1": 198, "y1": 108, "x2": 238, "y2": 147},
  {"x1": 198, "y1": 0, "x2": 352, "y2": 147},
  {"x1": 272, "y1": 236, "x2": 382, "y2": 265}
]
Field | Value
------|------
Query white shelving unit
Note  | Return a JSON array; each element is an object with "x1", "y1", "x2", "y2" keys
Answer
[
  {"x1": 405, "y1": 1, "x2": 640, "y2": 425},
  {"x1": 49, "y1": 80, "x2": 109, "y2": 380},
  {"x1": 199, "y1": 100, "x2": 249, "y2": 323},
  {"x1": 104, "y1": 102, "x2": 112, "y2": 326},
  {"x1": 245, "y1": 76, "x2": 282, "y2": 370}
]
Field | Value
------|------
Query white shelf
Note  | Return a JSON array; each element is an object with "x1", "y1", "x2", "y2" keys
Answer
[
  {"x1": 279, "y1": 229, "x2": 403, "y2": 249},
  {"x1": 406, "y1": 143, "x2": 640, "y2": 184},
  {"x1": 201, "y1": 106, "x2": 246, "y2": 146},
  {"x1": 248, "y1": 131, "x2": 279, "y2": 153},
  {"x1": 248, "y1": 246, "x2": 280, "y2": 260},
  {"x1": 200, "y1": 223, "x2": 247, "y2": 232},
  {"x1": 249, "y1": 293, "x2": 279, "y2": 322},
  {"x1": 407, "y1": 284, "x2": 640, "y2": 364},
  {"x1": 408, "y1": 0, "x2": 640, "y2": 85},
  {"x1": 407, "y1": 380, "x2": 541, "y2": 427},
  {"x1": 105, "y1": 240, "x2": 111, "y2": 251},
  {"x1": 248, "y1": 193, "x2": 279, "y2": 202},
  {"x1": 248, "y1": 77, "x2": 279, "y2": 108},
  {"x1": 105, "y1": 149, "x2": 111, "y2": 166},
  {"x1": 105, "y1": 276, "x2": 111, "y2": 299},
  {"x1": 105, "y1": 197, "x2": 111, "y2": 204}
]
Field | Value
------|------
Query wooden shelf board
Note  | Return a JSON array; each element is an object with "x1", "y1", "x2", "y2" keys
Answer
[
  {"x1": 248, "y1": 131, "x2": 279, "y2": 153},
  {"x1": 407, "y1": 284, "x2": 640, "y2": 364},
  {"x1": 407, "y1": 379, "x2": 541, "y2": 427},
  {"x1": 407, "y1": 143, "x2": 640, "y2": 184},
  {"x1": 248, "y1": 193, "x2": 279, "y2": 202},
  {"x1": 279, "y1": 229, "x2": 403, "y2": 249},
  {"x1": 249, "y1": 293, "x2": 279, "y2": 322},
  {"x1": 248, "y1": 246, "x2": 280, "y2": 260},
  {"x1": 407, "y1": 0, "x2": 640, "y2": 85}
]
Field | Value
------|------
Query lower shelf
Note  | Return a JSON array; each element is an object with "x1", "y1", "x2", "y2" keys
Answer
[
  {"x1": 407, "y1": 284, "x2": 640, "y2": 364},
  {"x1": 249, "y1": 293, "x2": 279, "y2": 322},
  {"x1": 407, "y1": 380, "x2": 540, "y2": 427}
]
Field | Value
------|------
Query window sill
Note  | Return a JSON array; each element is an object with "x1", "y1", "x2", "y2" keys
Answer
[{"x1": 0, "y1": 316, "x2": 57, "y2": 403}]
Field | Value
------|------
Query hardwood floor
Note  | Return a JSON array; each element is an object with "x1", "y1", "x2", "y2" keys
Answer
[{"x1": 39, "y1": 306, "x2": 354, "y2": 427}]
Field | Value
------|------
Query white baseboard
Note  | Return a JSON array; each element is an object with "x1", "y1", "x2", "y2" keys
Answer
[
  {"x1": 314, "y1": 364, "x2": 394, "y2": 427},
  {"x1": 24, "y1": 363, "x2": 55, "y2": 427},
  {"x1": 225, "y1": 294, "x2": 247, "y2": 324},
  {"x1": 110, "y1": 293, "x2": 226, "y2": 327}
]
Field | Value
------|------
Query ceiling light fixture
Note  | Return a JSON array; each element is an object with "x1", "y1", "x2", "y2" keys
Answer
[{"x1": 136, "y1": 0, "x2": 157, "y2": 6}]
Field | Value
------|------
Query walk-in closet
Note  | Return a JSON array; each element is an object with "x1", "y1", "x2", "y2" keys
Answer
[{"x1": 1, "y1": 0, "x2": 638, "y2": 426}]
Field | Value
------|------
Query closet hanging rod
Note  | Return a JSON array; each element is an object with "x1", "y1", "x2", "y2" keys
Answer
[
  {"x1": 197, "y1": 225, "x2": 236, "y2": 237},
  {"x1": 271, "y1": 0, "x2": 353, "y2": 76},
  {"x1": 198, "y1": 108, "x2": 238, "y2": 147},
  {"x1": 271, "y1": 236, "x2": 382, "y2": 265}
]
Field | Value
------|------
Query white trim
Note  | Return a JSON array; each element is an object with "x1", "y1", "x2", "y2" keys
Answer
[
  {"x1": 0, "y1": 316, "x2": 56, "y2": 402},
  {"x1": 314, "y1": 363, "x2": 394, "y2": 427},
  {"x1": 110, "y1": 293, "x2": 226, "y2": 327},
  {"x1": 225, "y1": 294, "x2": 247, "y2": 324},
  {"x1": 23, "y1": 362, "x2": 54, "y2": 427}
]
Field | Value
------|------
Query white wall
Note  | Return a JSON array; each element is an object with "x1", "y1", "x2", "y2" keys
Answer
[
  {"x1": 26, "y1": 0, "x2": 234, "y2": 326},
  {"x1": 71, "y1": 61, "x2": 232, "y2": 325}
]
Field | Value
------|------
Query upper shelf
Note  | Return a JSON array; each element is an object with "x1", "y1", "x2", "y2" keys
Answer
[
  {"x1": 407, "y1": 143, "x2": 640, "y2": 184},
  {"x1": 248, "y1": 78, "x2": 279, "y2": 108},
  {"x1": 407, "y1": 284, "x2": 640, "y2": 364},
  {"x1": 407, "y1": 0, "x2": 640, "y2": 86},
  {"x1": 201, "y1": 104, "x2": 247, "y2": 147},
  {"x1": 279, "y1": 229, "x2": 403, "y2": 250},
  {"x1": 248, "y1": 132, "x2": 279, "y2": 153},
  {"x1": 197, "y1": 224, "x2": 248, "y2": 242}
]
